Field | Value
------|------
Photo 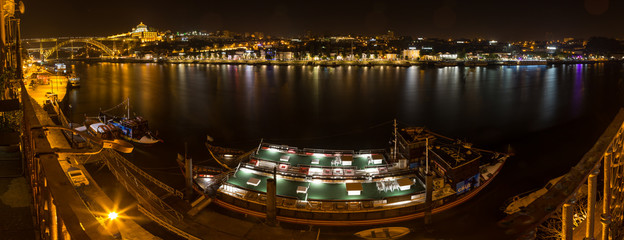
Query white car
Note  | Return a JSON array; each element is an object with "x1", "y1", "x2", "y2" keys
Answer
[
  {"x1": 66, "y1": 167, "x2": 89, "y2": 187},
  {"x1": 45, "y1": 92, "x2": 58, "y2": 98}
]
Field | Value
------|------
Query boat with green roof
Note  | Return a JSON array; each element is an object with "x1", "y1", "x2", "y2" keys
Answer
[{"x1": 187, "y1": 124, "x2": 509, "y2": 225}]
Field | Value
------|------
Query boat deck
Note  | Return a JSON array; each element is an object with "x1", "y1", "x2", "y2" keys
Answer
[
  {"x1": 226, "y1": 169, "x2": 425, "y2": 201},
  {"x1": 253, "y1": 148, "x2": 387, "y2": 169}
]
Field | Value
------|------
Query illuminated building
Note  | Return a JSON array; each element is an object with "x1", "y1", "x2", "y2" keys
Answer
[
  {"x1": 402, "y1": 48, "x2": 420, "y2": 60},
  {"x1": 131, "y1": 22, "x2": 158, "y2": 42},
  {"x1": 108, "y1": 22, "x2": 160, "y2": 42}
]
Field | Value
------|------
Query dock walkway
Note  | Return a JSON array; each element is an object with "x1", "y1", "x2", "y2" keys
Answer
[{"x1": 27, "y1": 91, "x2": 159, "y2": 240}]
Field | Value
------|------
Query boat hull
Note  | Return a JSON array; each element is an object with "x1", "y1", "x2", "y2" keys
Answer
[
  {"x1": 125, "y1": 135, "x2": 161, "y2": 144},
  {"x1": 354, "y1": 227, "x2": 410, "y2": 239},
  {"x1": 211, "y1": 154, "x2": 507, "y2": 226}
]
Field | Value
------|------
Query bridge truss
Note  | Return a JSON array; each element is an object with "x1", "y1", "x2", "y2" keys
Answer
[{"x1": 42, "y1": 38, "x2": 116, "y2": 59}]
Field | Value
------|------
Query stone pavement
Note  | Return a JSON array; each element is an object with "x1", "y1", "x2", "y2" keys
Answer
[
  {"x1": 0, "y1": 177, "x2": 35, "y2": 240},
  {"x1": 0, "y1": 132, "x2": 35, "y2": 240},
  {"x1": 23, "y1": 90, "x2": 159, "y2": 240},
  {"x1": 26, "y1": 75, "x2": 67, "y2": 106}
]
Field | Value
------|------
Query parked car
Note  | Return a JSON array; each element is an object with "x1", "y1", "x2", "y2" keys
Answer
[
  {"x1": 45, "y1": 92, "x2": 58, "y2": 99},
  {"x1": 66, "y1": 167, "x2": 89, "y2": 187}
]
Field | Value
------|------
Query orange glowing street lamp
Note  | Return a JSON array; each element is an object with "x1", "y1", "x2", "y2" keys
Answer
[{"x1": 108, "y1": 212, "x2": 119, "y2": 220}]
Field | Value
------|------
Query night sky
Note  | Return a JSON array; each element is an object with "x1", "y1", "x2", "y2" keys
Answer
[{"x1": 21, "y1": 0, "x2": 622, "y2": 40}]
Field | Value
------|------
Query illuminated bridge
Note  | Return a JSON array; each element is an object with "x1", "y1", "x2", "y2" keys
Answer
[{"x1": 22, "y1": 37, "x2": 137, "y2": 60}]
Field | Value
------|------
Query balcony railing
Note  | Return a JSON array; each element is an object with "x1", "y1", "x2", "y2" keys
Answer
[{"x1": 499, "y1": 108, "x2": 624, "y2": 240}]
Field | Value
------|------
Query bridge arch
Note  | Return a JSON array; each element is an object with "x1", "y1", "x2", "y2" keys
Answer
[{"x1": 43, "y1": 38, "x2": 116, "y2": 59}]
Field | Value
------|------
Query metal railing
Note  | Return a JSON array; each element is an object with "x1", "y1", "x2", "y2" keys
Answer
[
  {"x1": 21, "y1": 83, "x2": 116, "y2": 239},
  {"x1": 106, "y1": 149, "x2": 184, "y2": 198},
  {"x1": 500, "y1": 109, "x2": 624, "y2": 239},
  {"x1": 137, "y1": 205, "x2": 201, "y2": 240}
]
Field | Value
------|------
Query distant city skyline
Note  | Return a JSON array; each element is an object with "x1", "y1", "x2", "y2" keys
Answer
[{"x1": 23, "y1": 0, "x2": 622, "y2": 40}]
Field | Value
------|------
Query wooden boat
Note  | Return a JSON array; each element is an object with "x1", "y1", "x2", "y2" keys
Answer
[
  {"x1": 204, "y1": 122, "x2": 510, "y2": 226},
  {"x1": 434, "y1": 61, "x2": 458, "y2": 67},
  {"x1": 354, "y1": 227, "x2": 410, "y2": 239},
  {"x1": 98, "y1": 98, "x2": 161, "y2": 144},
  {"x1": 176, "y1": 153, "x2": 229, "y2": 196},
  {"x1": 68, "y1": 74, "x2": 80, "y2": 87},
  {"x1": 503, "y1": 175, "x2": 564, "y2": 214},
  {"x1": 86, "y1": 122, "x2": 122, "y2": 140}
]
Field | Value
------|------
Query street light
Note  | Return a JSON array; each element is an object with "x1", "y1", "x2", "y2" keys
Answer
[
  {"x1": 108, "y1": 212, "x2": 118, "y2": 220},
  {"x1": 104, "y1": 210, "x2": 121, "y2": 239}
]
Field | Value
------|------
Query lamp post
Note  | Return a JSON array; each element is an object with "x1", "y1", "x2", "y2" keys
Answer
[
  {"x1": 15, "y1": 18, "x2": 22, "y2": 79},
  {"x1": 0, "y1": 0, "x2": 5, "y2": 69},
  {"x1": 105, "y1": 211, "x2": 121, "y2": 239},
  {"x1": 69, "y1": 104, "x2": 73, "y2": 146}
]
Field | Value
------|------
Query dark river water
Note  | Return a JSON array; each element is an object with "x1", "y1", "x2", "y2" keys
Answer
[{"x1": 64, "y1": 62, "x2": 624, "y2": 239}]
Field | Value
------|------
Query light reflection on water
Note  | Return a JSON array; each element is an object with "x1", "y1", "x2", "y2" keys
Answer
[
  {"x1": 65, "y1": 63, "x2": 611, "y2": 152},
  {"x1": 64, "y1": 62, "x2": 624, "y2": 238}
]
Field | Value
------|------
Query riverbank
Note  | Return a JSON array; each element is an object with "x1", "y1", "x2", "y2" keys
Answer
[
  {"x1": 25, "y1": 75, "x2": 68, "y2": 107},
  {"x1": 58, "y1": 57, "x2": 616, "y2": 67}
]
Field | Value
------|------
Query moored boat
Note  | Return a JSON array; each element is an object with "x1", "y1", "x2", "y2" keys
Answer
[
  {"x1": 68, "y1": 74, "x2": 80, "y2": 87},
  {"x1": 354, "y1": 227, "x2": 410, "y2": 239},
  {"x1": 465, "y1": 60, "x2": 488, "y2": 67},
  {"x1": 502, "y1": 175, "x2": 564, "y2": 215},
  {"x1": 434, "y1": 61, "x2": 458, "y2": 67},
  {"x1": 98, "y1": 98, "x2": 162, "y2": 144},
  {"x1": 189, "y1": 123, "x2": 509, "y2": 225},
  {"x1": 86, "y1": 122, "x2": 122, "y2": 140}
]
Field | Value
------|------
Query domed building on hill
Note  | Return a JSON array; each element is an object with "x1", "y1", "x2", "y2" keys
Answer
[{"x1": 109, "y1": 22, "x2": 160, "y2": 42}]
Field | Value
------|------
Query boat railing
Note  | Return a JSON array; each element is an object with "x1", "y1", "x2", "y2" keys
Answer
[
  {"x1": 357, "y1": 149, "x2": 387, "y2": 155},
  {"x1": 301, "y1": 147, "x2": 355, "y2": 155},
  {"x1": 261, "y1": 142, "x2": 390, "y2": 156},
  {"x1": 499, "y1": 109, "x2": 624, "y2": 240},
  {"x1": 240, "y1": 161, "x2": 417, "y2": 181}
]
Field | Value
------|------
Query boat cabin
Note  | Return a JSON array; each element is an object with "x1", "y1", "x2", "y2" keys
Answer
[
  {"x1": 429, "y1": 144, "x2": 481, "y2": 194},
  {"x1": 88, "y1": 122, "x2": 121, "y2": 140},
  {"x1": 397, "y1": 127, "x2": 437, "y2": 169},
  {"x1": 109, "y1": 116, "x2": 150, "y2": 140}
]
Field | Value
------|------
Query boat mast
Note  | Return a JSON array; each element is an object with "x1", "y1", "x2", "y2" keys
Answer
[
  {"x1": 127, "y1": 97, "x2": 130, "y2": 119},
  {"x1": 256, "y1": 138, "x2": 263, "y2": 155},
  {"x1": 393, "y1": 119, "x2": 397, "y2": 161}
]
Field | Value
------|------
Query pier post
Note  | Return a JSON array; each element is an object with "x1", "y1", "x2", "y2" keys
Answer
[
  {"x1": 0, "y1": 0, "x2": 5, "y2": 67},
  {"x1": 562, "y1": 202, "x2": 574, "y2": 240},
  {"x1": 15, "y1": 19, "x2": 22, "y2": 79},
  {"x1": 424, "y1": 172, "x2": 433, "y2": 225},
  {"x1": 601, "y1": 153, "x2": 612, "y2": 240},
  {"x1": 586, "y1": 172, "x2": 597, "y2": 239},
  {"x1": 266, "y1": 178, "x2": 277, "y2": 226},
  {"x1": 50, "y1": 195, "x2": 58, "y2": 240},
  {"x1": 184, "y1": 156, "x2": 193, "y2": 200}
]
